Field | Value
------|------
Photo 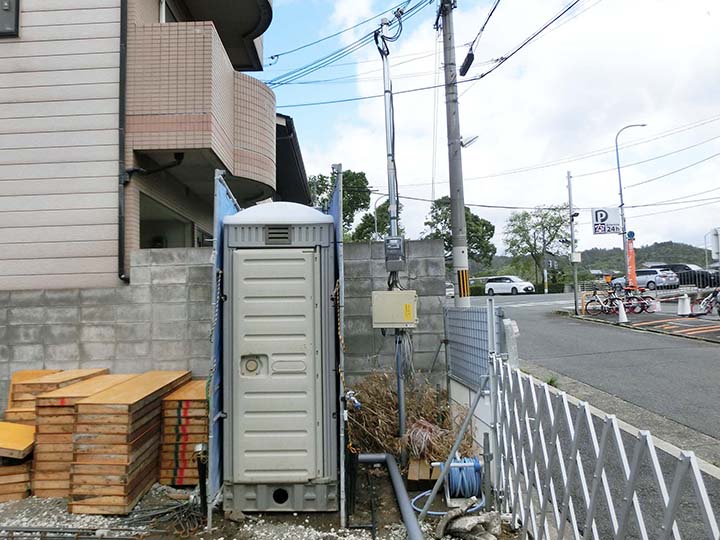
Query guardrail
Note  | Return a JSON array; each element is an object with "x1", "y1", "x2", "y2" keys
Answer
[{"x1": 491, "y1": 357, "x2": 720, "y2": 540}]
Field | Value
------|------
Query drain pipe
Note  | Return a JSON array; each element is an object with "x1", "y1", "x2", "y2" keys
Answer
[
  {"x1": 118, "y1": 0, "x2": 128, "y2": 282},
  {"x1": 358, "y1": 454, "x2": 424, "y2": 540},
  {"x1": 118, "y1": 152, "x2": 185, "y2": 282}
]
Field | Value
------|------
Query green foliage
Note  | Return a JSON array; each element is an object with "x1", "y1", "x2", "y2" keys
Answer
[
  {"x1": 308, "y1": 170, "x2": 371, "y2": 233},
  {"x1": 470, "y1": 284, "x2": 485, "y2": 296},
  {"x1": 504, "y1": 206, "x2": 571, "y2": 282},
  {"x1": 579, "y1": 241, "x2": 711, "y2": 272},
  {"x1": 351, "y1": 200, "x2": 404, "y2": 242},
  {"x1": 422, "y1": 196, "x2": 497, "y2": 267}
]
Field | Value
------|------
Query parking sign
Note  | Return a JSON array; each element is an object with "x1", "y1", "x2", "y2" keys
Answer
[{"x1": 592, "y1": 207, "x2": 622, "y2": 234}]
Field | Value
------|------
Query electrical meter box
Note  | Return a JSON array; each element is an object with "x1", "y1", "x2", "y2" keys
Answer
[
  {"x1": 222, "y1": 202, "x2": 338, "y2": 514},
  {"x1": 0, "y1": 0, "x2": 19, "y2": 37},
  {"x1": 384, "y1": 236, "x2": 406, "y2": 272},
  {"x1": 371, "y1": 290, "x2": 418, "y2": 329}
]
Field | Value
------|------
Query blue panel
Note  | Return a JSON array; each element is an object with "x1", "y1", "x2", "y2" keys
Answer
[{"x1": 208, "y1": 175, "x2": 240, "y2": 501}]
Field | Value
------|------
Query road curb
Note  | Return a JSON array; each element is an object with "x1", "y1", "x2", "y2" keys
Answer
[{"x1": 564, "y1": 312, "x2": 720, "y2": 345}]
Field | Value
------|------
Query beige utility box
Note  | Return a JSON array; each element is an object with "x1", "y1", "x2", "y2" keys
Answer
[{"x1": 371, "y1": 290, "x2": 418, "y2": 329}]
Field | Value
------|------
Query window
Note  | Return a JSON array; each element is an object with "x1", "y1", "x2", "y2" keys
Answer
[{"x1": 139, "y1": 194, "x2": 192, "y2": 249}]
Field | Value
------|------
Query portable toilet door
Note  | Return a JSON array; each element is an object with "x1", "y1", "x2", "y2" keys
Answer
[{"x1": 221, "y1": 202, "x2": 338, "y2": 513}]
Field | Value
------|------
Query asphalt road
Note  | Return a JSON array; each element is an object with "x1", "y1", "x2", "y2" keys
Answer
[{"x1": 470, "y1": 293, "x2": 720, "y2": 441}]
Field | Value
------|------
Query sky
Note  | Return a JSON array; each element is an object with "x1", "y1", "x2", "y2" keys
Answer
[{"x1": 260, "y1": 0, "x2": 720, "y2": 257}]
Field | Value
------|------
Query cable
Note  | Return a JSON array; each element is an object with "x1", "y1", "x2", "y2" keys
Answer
[
  {"x1": 627, "y1": 199, "x2": 720, "y2": 219},
  {"x1": 640, "y1": 185, "x2": 720, "y2": 205},
  {"x1": 266, "y1": 0, "x2": 411, "y2": 64},
  {"x1": 626, "y1": 196, "x2": 720, "y2": 209},
  {"x1": 277, "y1": 0, "x2": 582, "y2": 105},
  {"x1": 267, "y1": 0, "x2": 434, "y2": 88},
  {"x1": 573, "y1": 133, "x2": 720, "y2": 178},
  {"x1": 385, "y1": 112, "x2": 720, "y2": 188},
  {"x1": 468, "y1": 0, "x2": 502, "y2": 51},
  {"x1": 625, "y1": 150, "x2": 720, "y2": 189}
]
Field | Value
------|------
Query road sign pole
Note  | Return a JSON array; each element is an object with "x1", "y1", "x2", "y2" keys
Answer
[{"x1": 567, "y1": 171, "x2": 579, "y2": 315}]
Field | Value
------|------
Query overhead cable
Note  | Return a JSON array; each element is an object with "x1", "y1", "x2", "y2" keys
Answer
[{"x1": 625, "y1": 150, "x2": 720, "y2": 189}]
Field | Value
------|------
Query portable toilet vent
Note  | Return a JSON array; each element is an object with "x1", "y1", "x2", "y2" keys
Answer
[{"x1": 222, "y1": 202, "x2": 338, "y2": 513}]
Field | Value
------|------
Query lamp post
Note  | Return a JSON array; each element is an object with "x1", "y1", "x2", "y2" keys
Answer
[
  {"x1": 373, "y1": 194, "x2": 389, "y2": 240},
  {"x1": 615, "y1": 123, "x2": 646, "y2": 280}
]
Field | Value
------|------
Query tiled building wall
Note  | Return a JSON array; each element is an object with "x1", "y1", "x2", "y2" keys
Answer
[
  {"x1": 0, "y1": 0, "x2": 122, "y2": 290},
  {"x1": 0, "y1": 248, "x2": 214, "y2": 414}
]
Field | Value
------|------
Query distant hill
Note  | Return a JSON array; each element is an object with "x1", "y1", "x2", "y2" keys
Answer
[{"x1": 580, "y1": 241, "x2": 710, "y2": 272}]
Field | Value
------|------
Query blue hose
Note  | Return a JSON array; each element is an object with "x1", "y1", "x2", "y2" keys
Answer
[{"x1": 410, "y1": 457, "x2": 485, "y2": 516}]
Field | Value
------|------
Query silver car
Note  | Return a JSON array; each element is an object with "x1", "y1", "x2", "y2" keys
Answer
[{"x1": 611, "y1": 268, "x2": 679, "y2": 290}]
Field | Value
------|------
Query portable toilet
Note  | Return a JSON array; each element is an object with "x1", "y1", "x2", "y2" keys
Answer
[{"x1": 222, "y1": 202, "x2": 338, "y2": 513}]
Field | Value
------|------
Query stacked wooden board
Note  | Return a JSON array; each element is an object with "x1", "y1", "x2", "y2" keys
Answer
[
  {"x1": 0, "y1": 421, "x2": 35, "y2": 502},
  {"x1": 6, "y1": 369, "x2": 108, "y2": 425},
  {"x1": 33, "y1": 374, "x2": 139, "y2": 498},
  {"x1": 4, "y1": 370, "x2": 61, "y2": 424},
  {"x1": 160, "y1": 380, "x2": 208, "y2": 486},
  {"x1": 69, "y1": 371, "x2": 191, "y2": 515}
]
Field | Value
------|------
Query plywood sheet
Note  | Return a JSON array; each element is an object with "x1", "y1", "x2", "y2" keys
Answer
[
  {"x1": 0, "y1": 422, "x2": 35, "y2": 459},
  {"x1": 15, "y1": 368, "x2": 109, "y2": 391},
  {"x1": 8, "y1": 370, "x2": 61, "y2": 407},
  {"x1": 162, "y1": 380, "x2": 206, "y2": 402},
  {"x1": 76, "y1": 371, "x2": 191, "y2": 410},
  {"x1": 37, "y1": 374, "x2": 138, "y2": 406}
]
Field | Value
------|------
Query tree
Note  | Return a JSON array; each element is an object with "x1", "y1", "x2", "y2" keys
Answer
[
  {"x1": 351, "y1": 200, "x2": 404, "y2": 242},
  {"x1": 422, "y1": 196, "x2": 496, "y2": 267},
  {"x1": 307, "y1": 170, "x2": 371, "y2": 233},
  {"x1": 503, "y1": 206, "x2": 571, "y2": 283}
]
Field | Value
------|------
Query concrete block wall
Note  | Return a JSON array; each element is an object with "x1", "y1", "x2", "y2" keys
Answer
[
  {"x1": 343, "y1": 240, "x2": 446, "y2": 381},
  {"x1": 0, "y1": 248, "x2": 214, "y2": 413}
]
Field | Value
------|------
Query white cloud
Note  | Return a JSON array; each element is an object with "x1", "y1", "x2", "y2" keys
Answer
[{"x1": 302, "y1": 0, "x2": 720, "y2": 256}]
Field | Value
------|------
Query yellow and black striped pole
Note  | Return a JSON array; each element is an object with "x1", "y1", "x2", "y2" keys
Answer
[{"x1": 457, "y1": 269, "x2": 470, "y2": 298}]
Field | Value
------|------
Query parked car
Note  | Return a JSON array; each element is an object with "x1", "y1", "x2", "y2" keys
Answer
[
  {"x1": 445, "y1": 282, "x2": 455, "y2": 298},
  {"x1": 611, "y1": 268, "x2": 679, "y2": 290},
  {"x1": 649, "y1": 263, "x2": 720, "y2": 288},
  {"x1": 485, "y1": 276, "x2": 535, "y2": 295}
]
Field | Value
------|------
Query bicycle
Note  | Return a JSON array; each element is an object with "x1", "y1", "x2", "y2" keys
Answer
[
  {"x1": 623, "y1": 287, "x2": 657, "y2": 314},
  {"x1": 690, "y1": 288, "x2": 720, "y2": 316},
  {"x1": 585, "y1": 289, "x2": 639, "y2": 316}
]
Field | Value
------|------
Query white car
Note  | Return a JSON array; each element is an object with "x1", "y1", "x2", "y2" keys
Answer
[
  {"x1": 445, "y1": 282, "x2": 455, "y2": 298},
  {"x1": 485, "y1": 276, "x2": 535, "y2": 296}
]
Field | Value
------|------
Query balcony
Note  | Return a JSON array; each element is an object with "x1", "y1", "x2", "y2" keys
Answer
[{"x1": 126, "y1": 22, "x2": 276, "y2": 203}]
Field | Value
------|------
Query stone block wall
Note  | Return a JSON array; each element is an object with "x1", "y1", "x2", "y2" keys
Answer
[
  {"x1": 343, "y1": 240, "x2": 446, "y2": 381},
  {"x1": 0, "y1": 248, "x2": 214, "y2": 413}
]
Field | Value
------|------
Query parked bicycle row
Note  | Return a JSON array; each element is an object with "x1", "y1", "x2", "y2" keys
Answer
[{"x1": 584, "y1": 287, "x2": 720, "y2": 317}]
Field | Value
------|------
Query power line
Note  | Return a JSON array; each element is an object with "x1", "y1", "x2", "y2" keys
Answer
[
  {"x1": 644, "y1": 185, "x2": 720, "y2": 205},
  {"x1": 625, "y1": 149, "x2": 720, "y2": 189},
  {"x1": 277, "y1": 0, "x2": 583, "y2": 106},
  {"x1": 394, "y1": 112, "x2": 720, "y2": 187},
  {"x1": 266, "y1": 0, "x2": 411, "y2": 64},
  {"x1": 572, "y1": 132, "x2": 720, "y2": 178},
  {"x1": 468, "y1": 0, "x2": 502, "y2": 51},
  {"x1": 627, "y1": 198, "x2": 720, "y2": 219},
  {"x1": 626, "y1": 196, "x2": 720, "y2": 209},
  {"x1": 267, "y1": 0, "x2": 434, "y2": 88}
]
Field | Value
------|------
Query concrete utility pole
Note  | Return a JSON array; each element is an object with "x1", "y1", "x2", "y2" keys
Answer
[
  {"x1": 567, "y1": 171, "x2": 579, "y2": 315},
  {"x1": 440, "y1": 0, "x2": 471, "y2": 307},
  {"x1": 380, "y1": 18, "x2": 400, "y2": 238}
]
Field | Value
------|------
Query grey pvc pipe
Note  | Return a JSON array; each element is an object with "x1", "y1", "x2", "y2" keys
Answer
[{"x1": 358, "y1": 453, "x2": 424, "y2": 540}]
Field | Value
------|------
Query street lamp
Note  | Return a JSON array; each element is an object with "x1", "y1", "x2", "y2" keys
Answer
[
  {"x1": 373, "y1": 194, "x2": 389, "y2": 240},
  {"x1": 615, "y1": 123, "x2": 647, "y2": 281}
]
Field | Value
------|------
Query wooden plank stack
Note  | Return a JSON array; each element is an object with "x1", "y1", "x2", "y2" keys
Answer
[
  {"x1": 0, "y1": 421, "x2": 35, "y2": 502},
  {"x1": 0, "y1": 459, "x2": 32, "y2": 503},
  {"x1": 69, "y1": 371, "x2": 191, "y2": 515},
  {"x1": 4, "y1": 370, "x2": 61, "y2": 424},
  {"x1": 160, "y1": 380, "x2": 208, "y2": 486},
  {"x1": 33, "y1": 374, "x2": 139, "y2": 498},
  {"x1": 6, "y1": 369, "x2": 109, "y2": 425}
]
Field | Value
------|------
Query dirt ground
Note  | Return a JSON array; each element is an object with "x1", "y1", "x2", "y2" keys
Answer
[{"x1": 0, "y1": 468, "x2": 516, "y2": 539}]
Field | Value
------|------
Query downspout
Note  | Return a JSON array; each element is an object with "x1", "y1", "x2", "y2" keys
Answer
[{"x1": 118, "y1": 0, "x2": 129, "y2": 282}]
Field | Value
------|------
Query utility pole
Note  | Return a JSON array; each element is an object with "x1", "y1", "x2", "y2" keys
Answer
[
  {"x1": 567, "y1": 171, "x2": 579, "y2": 315},
  {"x1": 440, "y1": 0, "x2": 471, "y2": 307},
  {"x1": 380, "y1": 18, "x2": 399, "y2": 238}
]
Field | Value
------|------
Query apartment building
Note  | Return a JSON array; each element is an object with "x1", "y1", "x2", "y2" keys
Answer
[{"x1": 0, "y1": 0, "x2": 310, "y2": 291}]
